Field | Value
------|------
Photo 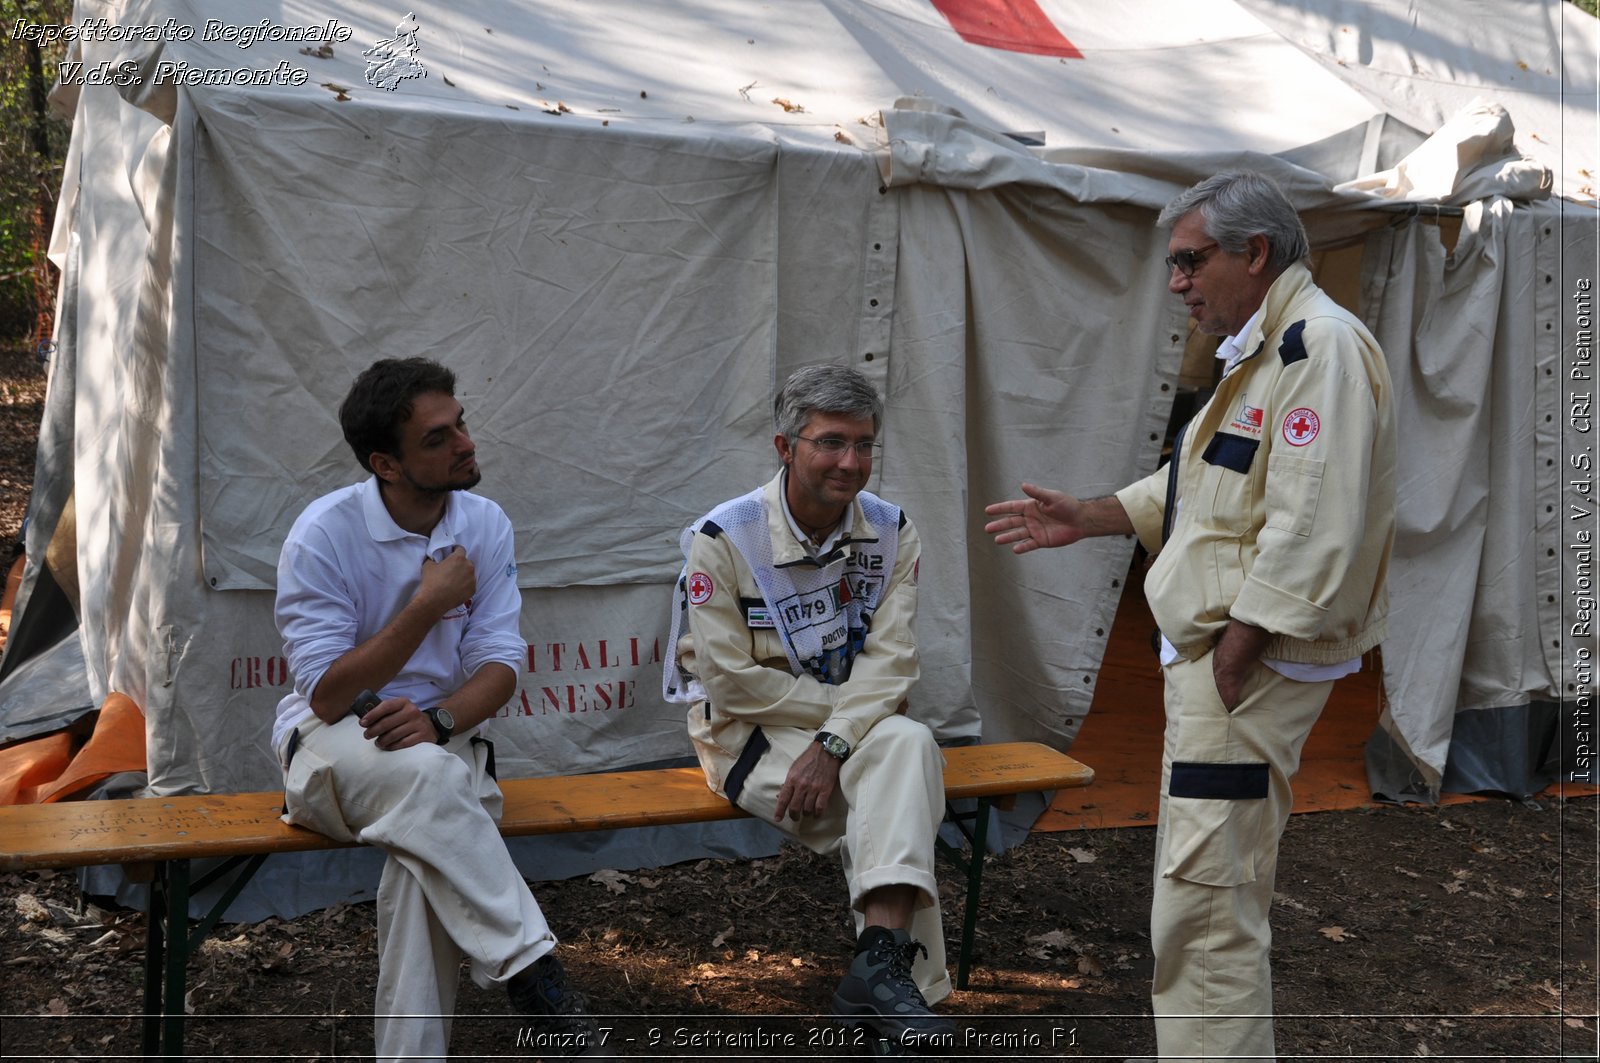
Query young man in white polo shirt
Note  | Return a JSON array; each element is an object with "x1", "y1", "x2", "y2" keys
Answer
[{"x1": 274, "y1": 358, "x2": 607, "y2": 1060}]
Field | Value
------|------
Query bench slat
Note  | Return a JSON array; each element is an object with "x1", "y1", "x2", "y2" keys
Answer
[{"x1": 0, "y1": 741, "x2": 1092, "y2": 872}]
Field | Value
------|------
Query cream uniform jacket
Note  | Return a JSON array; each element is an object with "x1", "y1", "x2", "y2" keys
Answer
[
  {"x1": 674, "y1": 472, "x2": 920, "y2": 796},
  {"x1": 1117, "y1": 262, "x2": 1397, "y2": 666}
]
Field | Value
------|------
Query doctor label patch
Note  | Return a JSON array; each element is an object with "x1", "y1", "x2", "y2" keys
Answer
[
  {"x1": 1282, "y1": 407, "x2": 1321, "y2": 447},
  {"x1": 686, "y1": 571, "x2": 715, "y2": 605}
]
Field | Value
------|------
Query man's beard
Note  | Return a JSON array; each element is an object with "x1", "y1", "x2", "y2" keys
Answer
[{"x1": 402, "y1": 466, "x2": 481, "y2": 495}]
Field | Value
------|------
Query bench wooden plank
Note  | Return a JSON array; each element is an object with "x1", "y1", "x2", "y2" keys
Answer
[{"x1": 0, "y1": 741, "x2": 1092, "y2": 872}]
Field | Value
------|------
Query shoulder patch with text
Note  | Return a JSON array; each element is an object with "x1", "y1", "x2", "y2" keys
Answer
[
  {"x1": 1282, "y1": 407, "x2": 1321, "y2": 447},
  {"x1": 686, "y1": 571, "x2": 715, "y2": 605}
]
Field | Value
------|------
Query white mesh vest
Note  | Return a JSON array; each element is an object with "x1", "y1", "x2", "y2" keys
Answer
[{"x1": 663, "y1": 487, "x2": 901, "y2": 705}]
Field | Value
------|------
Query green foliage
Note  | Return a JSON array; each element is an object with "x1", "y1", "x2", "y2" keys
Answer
[
  {"x1": 0, "y1": 0, "x2": 72, "y2": 342},
  {"x1": 1574, "y1": 0, "x2": 1598, "y2": 18}
]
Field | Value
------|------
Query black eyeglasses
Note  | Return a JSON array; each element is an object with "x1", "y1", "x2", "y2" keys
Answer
[
  {"x1": 796, "y1": 434, "x2": 880, "y2": 458},
  {"x1": 1165, "y1": 242, "x2": 1220, "y2": 278}
]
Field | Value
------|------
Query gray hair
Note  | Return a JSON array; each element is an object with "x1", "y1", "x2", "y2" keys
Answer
[
  {"x1": 773, "y1": 365, "x2": 883, "y2": 440},
  {"x1": 1158, "y1": 171, "x2": 1310, "y2": 274}
]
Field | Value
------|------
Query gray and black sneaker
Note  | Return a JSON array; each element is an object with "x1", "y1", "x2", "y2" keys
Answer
[
  {"x1": 831, "y1": 927, "x2": 956, "y2": 1050},
  {"x1": 506, "y1": 952, "x2": 612, "y2": 1057}
]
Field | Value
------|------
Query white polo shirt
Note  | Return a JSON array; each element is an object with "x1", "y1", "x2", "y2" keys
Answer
[{"x1": 271, "y1": 476, "x2": 525, "y2": 753}]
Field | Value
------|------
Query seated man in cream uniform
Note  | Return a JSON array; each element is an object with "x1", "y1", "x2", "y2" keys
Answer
[{"x1": 665, "y1": 364, "x2": 954, "y2": 1049}]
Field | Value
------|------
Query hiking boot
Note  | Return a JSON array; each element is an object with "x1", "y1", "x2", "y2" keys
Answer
[
  {"x1": 831, "y1": 927, "x2": 956, "y2": 1049},
  {"x1": 506, "y1": 952, "x2": 612, "y2": 1057}
]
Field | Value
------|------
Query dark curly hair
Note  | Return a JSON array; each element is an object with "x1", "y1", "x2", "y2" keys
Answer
[{"x1": 339, "y1": 358, "x2": 457, "y2": 473}]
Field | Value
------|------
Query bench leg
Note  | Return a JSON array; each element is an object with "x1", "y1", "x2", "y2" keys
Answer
[
  {"x1": 935, "y1": 796, "x2": 996, "y2": 991},
  {"x1": 139, "y1": 859, "x2": 191, "y2": 1060},
  {"x1": 162, "y1": 858, "x2": 191, "y2": 1060},
  {"x1": 138, "y1": 854, "x2": 269, "y2": 1061},
  {"x1": 140, "y1": 865, "x2": 168, "y2": 1056},
  {"x1": 956, "y1": 797, "x2": 992, "y2": 990}
]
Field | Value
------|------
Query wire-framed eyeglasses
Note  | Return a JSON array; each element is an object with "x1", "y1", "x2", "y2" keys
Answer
[
  {"x1": 1165, "y1": 242, "x2": 1220, "y2": 278},
  {"x1": 796, "y1": 434, "x2": 880, "y2": 458}
]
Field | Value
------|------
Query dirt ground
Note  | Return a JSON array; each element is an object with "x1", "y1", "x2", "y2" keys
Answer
[
  {"x1": 1, "y1": 340, "x2": 1597, "y2": 1061},
  {"x1": 0, "y1": 797, "x2": 1596, "y2": 1061}
]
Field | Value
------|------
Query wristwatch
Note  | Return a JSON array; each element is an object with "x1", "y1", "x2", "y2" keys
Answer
[
  {"x1": 422, "y1": 706, "x2": 455, "y2": 745},
  {"x1": 814, "y1": 731, "x2": 851, "y2": 762}
]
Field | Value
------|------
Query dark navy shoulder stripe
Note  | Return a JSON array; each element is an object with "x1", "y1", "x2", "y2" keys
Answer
[{"x1": 1278, "y1": 320, "x2": 1308, "y2": 366}]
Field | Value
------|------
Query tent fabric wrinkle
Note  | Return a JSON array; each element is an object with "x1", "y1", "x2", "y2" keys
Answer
[{"x1": 1335, "y1": 99, "x2": 1553, "y2": 204}]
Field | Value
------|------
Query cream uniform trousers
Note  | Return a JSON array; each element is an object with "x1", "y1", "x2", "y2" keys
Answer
[
  {"x1": 282, "y1": 715, "x2": 557, "y2": 1063},
  {"x1": 1151, "y1": 653, "x2": 1335, "y2": 1063},
  {"x1": 729, "y1": 714, "x2": 951, "y2": 1004}
]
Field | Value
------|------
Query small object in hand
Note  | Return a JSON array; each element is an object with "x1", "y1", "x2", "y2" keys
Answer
[{"x1": 350, "y1": 689, "x2": 382, "y2": 719}]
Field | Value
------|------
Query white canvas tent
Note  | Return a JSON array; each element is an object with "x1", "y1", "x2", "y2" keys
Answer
[{"x1": 2, "y1": 0, "x2": 1595, "y2": 911}]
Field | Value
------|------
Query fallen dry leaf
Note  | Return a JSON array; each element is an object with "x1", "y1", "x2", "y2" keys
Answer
[
  {"x1": 1077, "y1": 955, "x2": 1104, "y2": 976},
  {"x1": 1026, "y1": 929, "x2": 1074, "y2": 950},
  {"x1": 711, "y1": 926, "x2": 733, "y2": 948},
  {"x1": 771, "y1": 97, "x2": 805, "y2": 114},
  {"x1": 1319, "y1": 925, "x2": 1349, "y2": 942},
  {"x1": 15, "y1": 893, "x2": 48, "y2": 923},
  {"x1": 1068, "y1": 848, "x2": 1097, "y2": 864}
]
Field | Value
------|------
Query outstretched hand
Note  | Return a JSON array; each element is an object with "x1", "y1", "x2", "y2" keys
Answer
[{"x1": 983, "y1": 483, "x2": 1090, "y2": 554}]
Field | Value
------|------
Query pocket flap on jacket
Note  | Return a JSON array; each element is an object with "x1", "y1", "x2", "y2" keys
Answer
[{"x1": 1201, "y1": 432, "x2": 1259, "y2": 474}]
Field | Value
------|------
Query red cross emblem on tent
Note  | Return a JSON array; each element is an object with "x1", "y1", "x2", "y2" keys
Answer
[
  {"x1": 686, "y1": 571, "x2": 714, "y2": 605},
  {"x1": 1282, "y1": 407, "x2": 1321, "y2": 447}
]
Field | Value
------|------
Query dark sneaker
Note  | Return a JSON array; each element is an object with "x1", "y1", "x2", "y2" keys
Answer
[
  {"x1": 506, "y1": 952, "x2": 612, "y2": 1057},
  {"x1": 831, "y1": 927, "x2": 956, "y2": 1049}
]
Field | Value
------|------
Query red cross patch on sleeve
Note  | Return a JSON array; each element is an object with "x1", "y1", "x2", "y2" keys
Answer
[
  {"x1": 686, "y1": 571, "x2": 715, "y2": 605},
  {"x1": 1282, "y1": 407, "x2": 1321, "y2": 447}
]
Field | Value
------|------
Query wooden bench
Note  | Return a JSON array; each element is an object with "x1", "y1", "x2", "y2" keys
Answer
[{"x1": 0, "y1": 741, "x2": 1092, "y2": 1060}]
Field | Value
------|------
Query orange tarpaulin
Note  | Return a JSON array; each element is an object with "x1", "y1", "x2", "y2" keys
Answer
[
  {"x1": 0, "y1": 730, "x2": 72, "y2": 806},
  {"x1": 0, "y1": 553, "x2": 149, "y2": 805},
  {"x1": 0, "y1": 694, "x2": 148, "y2": 806},
  {"x1": 1038, "y1": 566, "x2": 1595, "y2": 831}
]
